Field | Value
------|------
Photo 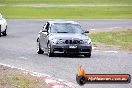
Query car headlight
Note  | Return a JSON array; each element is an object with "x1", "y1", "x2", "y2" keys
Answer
[
  {"x1": 51, "y1": 39, "x2": 64, "y2": 44},
  {"x1": 88, "y1": 38, "x2": 92, "y2": 44},
  {"x1": 80, "y1": 38, "x2": 92, "y2": 44},
  {"x1": 57, "y1": 39, "x2": 64, "y2": 44},
  {"x1": 51, "y1": 38, "x2": 58, "y2": 44}
]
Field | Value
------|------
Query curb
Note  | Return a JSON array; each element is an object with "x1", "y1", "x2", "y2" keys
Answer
[{"x1": 0, "y1": 63, "x2": 79, "y2": 88}]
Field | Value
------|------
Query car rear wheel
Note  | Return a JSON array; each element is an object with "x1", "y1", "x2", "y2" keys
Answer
[
  {"x1": 0, "y1": 31, "x2": 1, "y2": 37},
  {"x1": 84, "y1": 52, "x2": 91, "y2": 57},
  {"x1": 37, "y1": 41, "x2": 44, "y2": 54},
  {"x1": 2, "y1": 27, "x2": 7, "y2": 36},
  {"x1": 47, "y1": 43, "x2": 54, "y2": 57}
]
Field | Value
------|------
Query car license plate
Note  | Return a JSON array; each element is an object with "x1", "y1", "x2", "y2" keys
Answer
[{"x1": 69, "y1": 46, "x2": 77, "y2": 49}]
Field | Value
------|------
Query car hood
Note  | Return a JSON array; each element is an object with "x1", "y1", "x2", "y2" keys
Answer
[{"x1": 49, "y1": 33, "x2": 89, "y2": 40}]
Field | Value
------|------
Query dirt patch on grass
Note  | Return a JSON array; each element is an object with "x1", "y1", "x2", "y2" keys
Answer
[{"x1": 0, "y1": 65, "x2": 51, "y2": 88}]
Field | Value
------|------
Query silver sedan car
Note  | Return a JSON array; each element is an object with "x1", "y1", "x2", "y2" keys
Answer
[{"x1": 37, "y1": 20, "x2": 92, "y2": 57}]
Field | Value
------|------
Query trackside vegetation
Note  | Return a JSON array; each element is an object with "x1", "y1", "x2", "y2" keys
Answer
[
  {"x1": 0, "y1": 0, "x2": 132, "y2": 4},
  {"x1": 0, "y1": 6, "x2": 132, "y2": 19},
  {"x1": 89, "y1": 29, "x2": 132, "y2": 51}
]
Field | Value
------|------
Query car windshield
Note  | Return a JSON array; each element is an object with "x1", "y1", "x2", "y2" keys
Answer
[{"x1": 50, "y1": 23, "x2": 84, "y2": 33}]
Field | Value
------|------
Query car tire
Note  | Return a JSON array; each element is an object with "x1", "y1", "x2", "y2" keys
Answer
[
  {"x1": 0, "y1": 25, "x2": 1, "y2": 37},
  {"x1": 84, "y1": 52, "x2": 91, "y2": 57},
  {"x1": 0, "y1": 29, "x2": 1, "y2": 37},
  {"x1": 37, "y1": 41, "x2": 44, "y2": 54},
  {"x1": 2, "y1": 26, "x2": 7, "y2": 36},
  {"x1": 47, "y1": 43, "x2": 54, "y2": 57}
]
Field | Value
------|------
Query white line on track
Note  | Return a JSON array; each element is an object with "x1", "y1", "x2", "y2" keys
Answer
[
  {"x1": 19, "y1": 56, "x2": 29, "y2": 60},
  {"x1": 103, "y1": 51, "x2": 118, "y2": 53},
  {"x1": 91, "y1": 29, "x2": 96, "y2": 30}
]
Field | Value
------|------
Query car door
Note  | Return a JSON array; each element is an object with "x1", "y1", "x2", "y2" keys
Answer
[{"x1": 40, "y1": 22, "x2": 50, "y2": 49}]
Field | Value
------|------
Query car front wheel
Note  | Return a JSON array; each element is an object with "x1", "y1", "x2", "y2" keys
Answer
[
  {"x1": 37, "y1": 41, "x2": 44, "y2": 54},
  {"x1": 47, "y1": 43, "x2": 54, "y2": 57}
]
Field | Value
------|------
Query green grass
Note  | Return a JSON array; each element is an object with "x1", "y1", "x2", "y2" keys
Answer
[
  {"x1": 0, "y1": 75, "x2": 43, "y2": 88},
  {"x1": 0, "y1": 0, "x2": 132, "y2": 4},
  {"x1": 11, "y1": 75, "x2": 32, "y2": 88},
  {"x1": 89, "y1": 30, "x2": 132, "y2": 50},
  {"x1": 0, "y1": 6, "x2": 132, "y2": 19}
]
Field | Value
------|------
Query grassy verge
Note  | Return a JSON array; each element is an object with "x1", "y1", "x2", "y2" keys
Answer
[
  {"x1": 0, "y1": 6, "x2": 132, "y2": 19},
  {"x1": 0, "y1": 0, "x2": 132, "y2": 4},
  {"x1": 89, "y1": 29, "x2": 132, "y2": 51},
  {"x1": 0, "y1": 65, "x2": 51, "y2": 88}
]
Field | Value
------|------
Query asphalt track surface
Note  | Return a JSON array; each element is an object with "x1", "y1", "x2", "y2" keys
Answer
[{"x1": 0, "y1": 19, "x2": 132, "y2": 88}]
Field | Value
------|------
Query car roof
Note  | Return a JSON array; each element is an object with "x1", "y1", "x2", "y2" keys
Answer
[{"x1": 48, "y1": 20, "x2": 79, "y2": 24}]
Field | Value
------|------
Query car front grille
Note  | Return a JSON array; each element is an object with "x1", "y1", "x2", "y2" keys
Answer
[{"x1": 65, "y1": 40, "x2": 80, "y2": 44}]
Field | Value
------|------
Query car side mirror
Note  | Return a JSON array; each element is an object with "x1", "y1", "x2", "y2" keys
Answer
[
  {"x1": 42, "y1": 32, "x2": 48, "y2": 35},
  {"x1": 42, "y1": 30, "x2": 47, "y2": 32},
  {"x1": 42, "y1": 30, "x2": 48, "y2": 35},
  {"x1": 84, "y1": 31, "x2": 89, "y2": 33}
]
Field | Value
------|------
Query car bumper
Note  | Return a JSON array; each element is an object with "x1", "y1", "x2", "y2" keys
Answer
[{"x1": 51, "y1": 44, "x2": 92, "y2": 54}]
